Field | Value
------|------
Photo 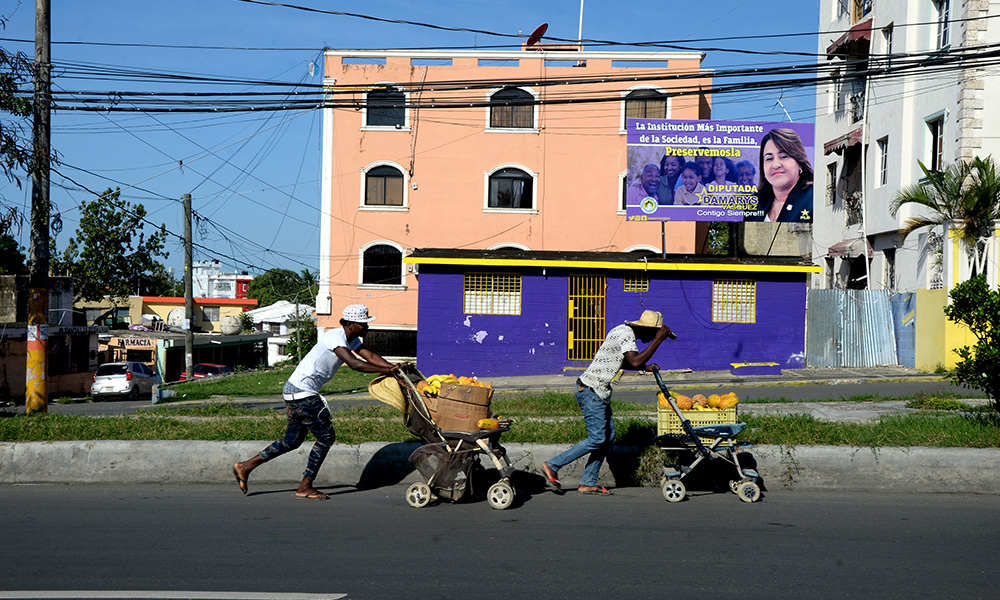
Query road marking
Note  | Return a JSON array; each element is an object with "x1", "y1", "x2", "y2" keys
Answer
[{"x1": 0, "y1": 593, "x2": 347, "y2": 600}]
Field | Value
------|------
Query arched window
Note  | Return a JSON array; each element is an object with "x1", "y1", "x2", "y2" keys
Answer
[
  {"x1": 362, "y1": 244, "x2": 403, "y2": 285},
  {"x1": 624, "y1": 88, "x2": 667, "y2": 120},
  {"x1": 365, "y1": 165, "x2": 404, "y2": 206},
  {"x1": 488, "y1": 168, "x2": 533, "y2": 209},
  {"x1": 490, "y1": 87, "x2": 534, "y2": 129},
  {"x1": 366, "y1": 87, "x2": 406, "y2": 127}
]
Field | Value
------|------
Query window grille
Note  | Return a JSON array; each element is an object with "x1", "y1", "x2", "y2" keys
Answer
[
  {"x1": 712, "y1": 279, "x2": 756, "y2": 323},
  {"x1": 568, "y1": 275, "x2": 606, "y2": 360},
  {"x1": 623, "y1": 272, "x2": 649, "y2": 292},
  {"x1": 463, "y1": 272, "x2": 521, "y2": 315}
]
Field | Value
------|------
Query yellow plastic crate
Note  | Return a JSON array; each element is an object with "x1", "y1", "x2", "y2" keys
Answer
[{"x1": 657, "y1": 406, "x2": 738, "y2": 443}]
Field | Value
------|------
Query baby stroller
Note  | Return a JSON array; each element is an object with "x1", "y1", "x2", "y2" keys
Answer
[
  {"x1": 370, "y1": 365, "x2": 518, "y2": 510},
  {"x1": 651, "y1": 367, "x2": 762, "y2": 503}
]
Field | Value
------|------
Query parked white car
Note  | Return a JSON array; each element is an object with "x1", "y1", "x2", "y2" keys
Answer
[{"x1": 91, "y1": 362, "x2": 161, "y2": 401}]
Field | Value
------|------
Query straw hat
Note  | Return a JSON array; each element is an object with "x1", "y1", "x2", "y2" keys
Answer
[
  {"x1": 625, "y1": 310, "x2": 663, "y2": 328},
  {"x1": 368, "y1": 375, "x2": 405, "y2": 413}
]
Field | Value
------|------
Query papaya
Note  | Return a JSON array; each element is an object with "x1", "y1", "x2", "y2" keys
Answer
[
  {"x1": 657, "y1": 392, "x2": 669, "y2": 407},
  {"x1": 707, "y1": 394, "x2": 722, "y2": 409},
  {"x1": 477, "y1": 418, "x2": 499, "y2": 430}
]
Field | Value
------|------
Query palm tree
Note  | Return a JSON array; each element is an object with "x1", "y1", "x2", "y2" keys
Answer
[{"x1": 890, "y1": 156, "x2": 1000, "y2": 279}]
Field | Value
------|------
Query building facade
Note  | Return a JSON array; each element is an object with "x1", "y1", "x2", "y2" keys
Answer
[
  {"x1": 192, "y1": 260, "x2": 253, "y2": 299},
  {"x1": 315, "y1": 46, "x2": 714, "y2": 350},
  {"x1": 813, "y1": 0, "x2": 1000, "y2": 293},
  {"x1": 405, "y1": 249, "x2": 819, "y2": 377}
]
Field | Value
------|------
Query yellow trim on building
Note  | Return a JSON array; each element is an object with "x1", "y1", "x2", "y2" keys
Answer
[{"x1": 404, "y1": 256, "x2": 821, "y2": 274}]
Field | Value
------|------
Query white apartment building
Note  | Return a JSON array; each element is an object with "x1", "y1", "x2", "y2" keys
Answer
[{"x1": 813, "y1": 0, "x2": 1000, "y2": 292}]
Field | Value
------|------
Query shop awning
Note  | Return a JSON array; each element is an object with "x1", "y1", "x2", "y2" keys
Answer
[
  {"x1": 827, "y1": 18, "x2": 873, "y2": 57},
  {"x1": 828, "y1": 238, "x2": 873, "y2": 259},
  {"x1": 824, "y1": 126, "x2": 864, "y2": 155}
]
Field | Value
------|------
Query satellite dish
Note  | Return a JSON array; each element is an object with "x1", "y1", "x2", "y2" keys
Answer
[
  {"x1": 167, "y1": 307, "x2": 186, "y2": 328},
  {"x1": 526, "y1": 23, "x2": 548, "y2": 47}
]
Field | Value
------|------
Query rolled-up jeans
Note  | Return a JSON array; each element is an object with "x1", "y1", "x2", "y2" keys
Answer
[
  {"x1": 547, "y1": 384, "x2": 615, "y2": 487},
  {"x1": 258, "y1": 395, "x2": 335, "y2": 481}
]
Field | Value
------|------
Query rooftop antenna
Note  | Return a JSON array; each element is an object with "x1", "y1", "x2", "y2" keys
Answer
[
  {"x1": 771, "y1": 90, "x2": 794, "y2": 122},
  {"x1": 525, "y1": 22, "x2": 548, "y2": 49}
]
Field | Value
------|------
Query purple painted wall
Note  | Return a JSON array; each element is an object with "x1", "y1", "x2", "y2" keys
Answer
[{"x1": 415, "y1": 266, "x2": 807, "y2": 377}]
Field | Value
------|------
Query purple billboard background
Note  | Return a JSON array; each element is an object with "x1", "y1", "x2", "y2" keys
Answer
[{"x1": 625, "y1": 119, "x2": 815, "y2": 223}]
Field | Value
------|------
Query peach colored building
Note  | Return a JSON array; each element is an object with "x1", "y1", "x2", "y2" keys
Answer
[{"x1": 316, "y1": 47, "x2": 713, "y2": 353}]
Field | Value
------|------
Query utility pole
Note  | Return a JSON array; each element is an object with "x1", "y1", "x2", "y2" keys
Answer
[
  {"x1": 183, "y1": 193, "x2": 194, "y2": 379},
  {"x1": 25, "y1": 0, "x2": 51, "y2": 415}
]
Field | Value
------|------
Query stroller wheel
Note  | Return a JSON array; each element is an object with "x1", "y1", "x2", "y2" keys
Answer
[
  {"x1": 736, "y1": 480, "x2": 761, "y2": 503},
  {"x1": 405, "y1": 482, "x2": 433, "y2": 508},
  {"x1": 487, "y1": 481, "x2": 515, "y2": 510},
  {"x1": 662, "y1": 479, "x2": 686, "y2": 503},
  {"x1": 729, "y1": 479, "x2": 740, "y2": 494}
]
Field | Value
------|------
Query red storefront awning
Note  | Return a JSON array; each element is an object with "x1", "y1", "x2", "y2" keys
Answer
[
  {"x1": 828, "y1": 238, "x2": 873, "y2": 259},
  {"x1": 827, "y1": 18, "x2": 873, "y2": 57},
  {"x1": 824, "y1": 126, "x2": 864, "y2": 155}
]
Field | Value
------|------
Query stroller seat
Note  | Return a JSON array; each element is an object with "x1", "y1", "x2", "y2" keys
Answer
[{"x1": 689, "y1": 422, "x2": 746, "y2": 439}]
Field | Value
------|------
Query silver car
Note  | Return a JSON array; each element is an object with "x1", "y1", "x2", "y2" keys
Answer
[{"x1": 91, "y1": 362, "x2": 161, "y2": 401}]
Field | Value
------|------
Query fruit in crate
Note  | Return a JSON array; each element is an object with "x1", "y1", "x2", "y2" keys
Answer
[
  {"x1": 657, "y1": 392, "x2": 669, "y2": 407},
  {"x1": 671, "y1": 392, "x2": 694, "y2": 410},
  {"x1": 719, "y1": 392, "x2": 740, "y2": 409},
  {"x1": 707, "y1": 394, "x2": 722, "y2": 409},
  {"x1": 691, "y1": 394, "x2": 708, "y2": 408},
  {"x1": 420, "y1": 373, "x2": 492, "y2": 396}
]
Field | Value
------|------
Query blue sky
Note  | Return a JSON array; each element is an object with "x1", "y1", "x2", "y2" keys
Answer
[{"x1": 2, "y1": 0, "x2": 823, "y2": 278}]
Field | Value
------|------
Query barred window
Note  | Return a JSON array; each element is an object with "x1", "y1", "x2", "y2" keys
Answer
[
  {"x1": 623, "y1": 271, "x2": 649, "y2": 292},
  {"x1": 464, "y1": 272, "x2": 521, "y2": 315},
  {"x1": 712, "y1": 279, "x2": 756, "y2": 323}
]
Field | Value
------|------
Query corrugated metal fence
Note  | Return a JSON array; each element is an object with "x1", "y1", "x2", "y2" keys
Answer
[{"x1": 806, "y1": 290, "x2": 899, "y2": 367}]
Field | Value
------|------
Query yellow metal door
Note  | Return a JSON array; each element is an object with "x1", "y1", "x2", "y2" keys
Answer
[{"x1": 568, "y1": 275, "x2": 606, "y2": 361}]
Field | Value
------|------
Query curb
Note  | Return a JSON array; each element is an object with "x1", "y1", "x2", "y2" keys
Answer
[{"x1": 3, "y1": 441, "x2": 998, "y2": 495}]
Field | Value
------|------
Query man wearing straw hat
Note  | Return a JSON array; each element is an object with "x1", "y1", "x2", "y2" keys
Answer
[
  {"x1": 542, "y1": 310, "x2": 674, "y2": 496},
  {"x1": 232, "y1": 303, "x2": 399, "y2": 500}
]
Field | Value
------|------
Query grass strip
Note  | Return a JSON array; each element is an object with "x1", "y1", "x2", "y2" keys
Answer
[{"x1": 3, "y1": 404, "x2": 998, "y2": 447}]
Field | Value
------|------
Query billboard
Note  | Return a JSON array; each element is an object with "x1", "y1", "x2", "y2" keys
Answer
[{"x1": 625, "y1": 119, "x2": 815, "y2": 223}]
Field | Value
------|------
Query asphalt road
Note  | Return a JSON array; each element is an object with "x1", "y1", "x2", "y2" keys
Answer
[{"x1": 1, "y1": 483, "x2": 996, "y2": 600}]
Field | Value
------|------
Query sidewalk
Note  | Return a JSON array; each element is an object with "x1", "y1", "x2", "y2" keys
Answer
[
  {"x1": 486, "y1": 365, "x2": 946, "y2": 392},
  {"x1": 3, "y1": 365, "x2": 997, "y2": 494}
]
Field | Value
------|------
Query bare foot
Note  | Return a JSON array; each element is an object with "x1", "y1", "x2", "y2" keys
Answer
[
  {"x1": 295, "y1": 488, "x2": 329, "y2": 500},
  {"x1": 232, "y1": 463, "x2": 249, "y2": 494}
]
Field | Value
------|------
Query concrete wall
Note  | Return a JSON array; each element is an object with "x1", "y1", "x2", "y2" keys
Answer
[{"x1": 416, "y1": 266, "x2": 807, "y2": 377}]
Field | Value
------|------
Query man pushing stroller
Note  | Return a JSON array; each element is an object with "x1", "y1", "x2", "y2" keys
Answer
[{"x1": 542, "y1": 309, "x2": 674, "y2": 496}]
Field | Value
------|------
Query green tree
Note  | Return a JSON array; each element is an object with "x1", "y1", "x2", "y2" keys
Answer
[
  {"x1": 1, "y1": 27, "x2": 34, "y2": 229},
  {"x1": 890, "y1": 156, "x2": 1000, "y2": 275},
  {"x1": 283, "y1": 311, "x2": 317, "y2": 362},
  {"x1": 0, "y1": 231, "x2": 25, "y2": 274},
  {"x1": 943, "y1": 274, "x2": 1000, "y2": 411},
  {"x1": 51, "y1": 188, "x2": 170, "y2": 302},
  {"x1": 248, "y1": 268, "x2": 316, "y2": 307}
]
